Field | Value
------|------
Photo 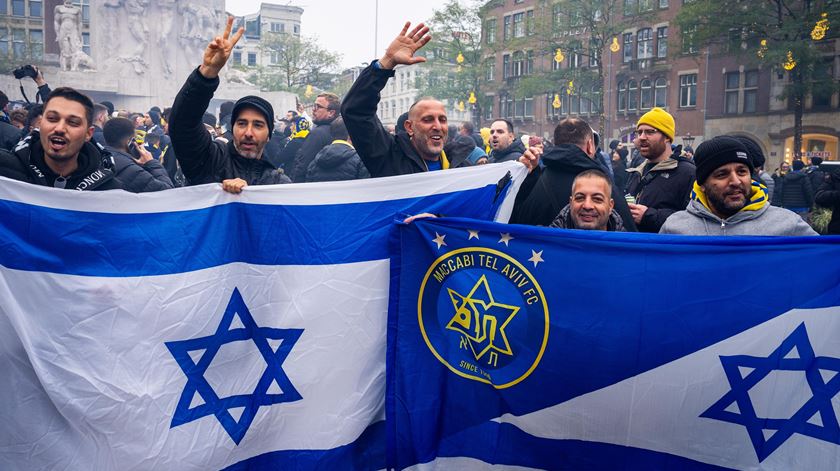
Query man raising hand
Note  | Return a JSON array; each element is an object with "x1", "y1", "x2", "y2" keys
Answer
[{"x1": 168, "y1": 16, "x2": 290, "y2": 193}]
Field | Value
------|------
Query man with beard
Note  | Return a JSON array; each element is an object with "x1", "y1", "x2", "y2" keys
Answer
[
  {"x1": 341, "y1": 22, "x2": 474, "y2": 176},
  {"x1": 0, "y1": 87, "x2": 124, "y2": 191},
  {"x1": 549, "y1": 169, "x2": 626, "y2": 231},
  {"x1": 660, "y1": 136, "x2": 815, "y2": 236},
  {"x1": 168, "y1": 16, "x2": 290, "y2": 194},
  {"x1": 625, "y1": 107, "x2": 695, "y2": 232},
  {"x1": 488, "y1": 119, "x2": 525, "y2": 163},
  {"x1": 290, "y1": 93, "x2": 341, "y2": 182}
]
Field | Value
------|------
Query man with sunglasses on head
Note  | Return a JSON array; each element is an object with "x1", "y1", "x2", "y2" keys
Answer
[
  {"x1": 625, "y1": 107, "x2": 696, "y2": 232},
  {"x1": 290, "y1": 92, "x2": 341, "y2": 182}
]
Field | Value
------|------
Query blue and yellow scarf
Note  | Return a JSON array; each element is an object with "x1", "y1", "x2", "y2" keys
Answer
[{"x1": 691, "y1": 179, "x2": 769, "y2": 214}]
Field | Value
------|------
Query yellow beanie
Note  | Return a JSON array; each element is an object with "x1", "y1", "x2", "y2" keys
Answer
[{"x1": 637, "y1": 107, "x2": 675, "y2": 141}]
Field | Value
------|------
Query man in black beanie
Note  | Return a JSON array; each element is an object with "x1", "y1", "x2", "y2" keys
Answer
[
  {"x1": 660, "y1": 136, "x2": 816, "y2": 236},
  {"x1": 168, "y1": 16, "x2": 289, "y2": 193}
]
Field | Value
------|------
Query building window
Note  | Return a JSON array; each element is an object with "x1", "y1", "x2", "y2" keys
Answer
[
  {"x1": 659, "y1": 0, "x2": 669, "y2": 7},
  {"x1": 569, "y1": 50, "x2": 581, "y2": 69},
  {"x1": 12, "y1": 28, "x2": 24, "y2": 58},
  {"x1": 744, "y1": 70, "x2": 758, "y2": 113},
  {"x1": 82, "y1": 32, "x2": 90, "y2": 55},
  {"x1": 513, "y1": 12, "x2": 525, "y2": 38},
  {"x1": 618, "y1": 81, "x2": 626, "y2": 111},
  {"x1": 233, "y1": 51, "x2": 242, "y2": 65},
  {"x1": 640, "y1": 78, "x2": 652, "y2": 109},
  {"x1": 247, "y1": 52, "x2": 257, "y2": 66},
  {"x1": 485, "y1": 18, "x2": 496, "y2": 45},
  {"x1": 245, "y1": 19, "x2": 259, "y2": 38},
  {"x1": 628, "y1": 79, "x2": 638, "y2": 111},
  {"x1": 623, "y1": 0, "x2": 637, "y2": 16},
  {"x1": 512, "y1": 51, "x2": 525, "y2": 77},
  {"x1": 724, "y1": 71, "x2": 739, "y2": 114},
  {"x1": 526, "y1": 50, "x2": 534, "y2": 75},
  {"x1": 294, "y1": 25, "x2": 299, "y2": 34},
  {"x1": 486, "y1": 62, "x2": 495, "y2": 81},
  {"x1": 30, "y1": 0, "x2": 42, "y2": 17},
  {"x1": 503, "y1": 15, "x2": 511, "y2": 41},
  {"x1": 0, "y1": 29, "x2": 8, "y2": 56},
  {"x1": 552, "y1": 4, "x2": 563, "y2": 32},
  {"x1": 654, "y1": 77, "x2": 667, "y2": 107},
  {"x1": 639, "y1": 0, "x2": 654, "y2": 12},
  {"x1": 11, "y1": 0, "x2": 24, "y2": 16},
  {"x1": 570, "y1": 93, "x2": 580, "y2": 114},
  {"x1": 524, "y1": 96, "x2": 534, "y2": 117},
  {"x1": 682, "y1": 25, "x2": 697, "y2": 54},
  {"x1": 270, "y1": 22, "x2": 284, "y2": 33},
  {"x1": 657, "y1": 27, "x2": 668, "y2": 58},
  {"x1": 623, "y1": 33, "x2": 633, "y2": 63},
  {"x1": 485, "y1": 102, "x2": 494, "y2": 121},
  {"x1": 527, "y1": 10, "x2": 535, "y2": 36},
  {"x1": 29, "y1": 29, "x2": 42, "y2": 60},
  {"x1": 811, "y1": 61, "x2": 833, "y2": 109},
  {"x1": 589, "y1": 40, "x2": 600, "y2": 67},
  {"x1": 591, "y1": 84, "x2": 602, "y2": 113},
  {"x1": 679, "y1": 73, "x2": 697, "y2": 107},
  {"x1": 269, "y1": 51, "x2": 279, "y2": 64},
  {"x1": 503, "y1": 54, "x2": 510, "y2": 78},
  {"x1": 72, "y1": 0, "x2": 89, "y2": 23},
  {"x1": 0, "y1": 1, "x2": 6, "y2": 14},
  {"x1": 637, "y1": 28, "x2": 653, "y2": 59}
]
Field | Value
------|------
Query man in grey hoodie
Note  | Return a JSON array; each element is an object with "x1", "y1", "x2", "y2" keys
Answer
[{"x1": 660, "y1": 136, "x2": 817, "y2": 236}]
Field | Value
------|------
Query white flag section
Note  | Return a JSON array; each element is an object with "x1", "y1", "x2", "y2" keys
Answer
[
  {"x1": 497, "y1": 307, "x2": 840, "y2": 470},
  {"x1": 0, "y1": 162, "x2": 526, "y2": 470}
]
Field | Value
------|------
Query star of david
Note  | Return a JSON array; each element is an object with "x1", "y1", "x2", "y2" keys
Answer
[
  {"x1": 701, "y1": 323, "x2": 840, "y2": 462},
  {"x1": 446, "y1": 275, "x2": 519, "y2": 362},
  {"x1": 165, "y1": 288, "x2": 303, "y2": 445}
]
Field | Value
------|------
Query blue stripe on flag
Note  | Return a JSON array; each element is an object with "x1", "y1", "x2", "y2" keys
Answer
[{"x1": 0, "y1": 185, "x2": 500, "y2": 277}]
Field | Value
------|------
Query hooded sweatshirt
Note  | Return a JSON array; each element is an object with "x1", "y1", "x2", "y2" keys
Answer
[
  {"x1": 489, "y1": 138, "x2": 526, "y2": 164},
  {"x1": 660, "y1": 180, "x2": 817, "y2": 236}
]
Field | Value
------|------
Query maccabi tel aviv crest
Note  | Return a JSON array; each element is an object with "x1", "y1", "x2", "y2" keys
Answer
[{"x1": 418, "y1": 248, "x2": 549, "y2": 389}]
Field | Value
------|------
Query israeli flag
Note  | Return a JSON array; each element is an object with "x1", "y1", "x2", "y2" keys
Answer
[
  {"x1": 388, "y1": 217, "x2": 840, "y2": 470},
  {"x1": 0, "y1": 162, "x2": 525, "y2": 470}
]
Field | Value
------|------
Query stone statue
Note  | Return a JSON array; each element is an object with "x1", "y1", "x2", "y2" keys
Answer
[
  {"x1": 156, "y1": 0, "x2": 177, "y2": 76},
  {"x1": 54, "y1": 0, "x2": 95, "y2": 71}
]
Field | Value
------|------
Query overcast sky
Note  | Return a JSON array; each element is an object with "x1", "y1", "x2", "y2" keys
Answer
[{"x1": 226, "y1": 0, "x2": 454, "y2": 69}]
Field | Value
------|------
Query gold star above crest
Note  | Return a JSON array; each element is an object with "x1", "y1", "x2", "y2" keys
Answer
[
  {"x1": 468, "y1": 230, "x2": 480, "y2": 240},
  {"x1": 432, "y1": 232, "x2": 447, "y2": 249},
  {"x1": 528, "y1": 250, "x2": 544, "y2": 268},
  {"x1": 499, "y1": 233, "x2": 514, "y2": 246}
]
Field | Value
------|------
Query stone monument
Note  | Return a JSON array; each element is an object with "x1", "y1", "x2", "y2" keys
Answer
[{"x1": 6, "y1": 0, "x2": 295, "y2": 116}]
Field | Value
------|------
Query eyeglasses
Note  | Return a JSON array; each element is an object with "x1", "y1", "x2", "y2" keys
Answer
[
  {"x1": 312, "y1": 103, "x2": 330, "y2": 111},
  {"x1": 637, "y1": 129, "x2": 661, "y2": 137}
]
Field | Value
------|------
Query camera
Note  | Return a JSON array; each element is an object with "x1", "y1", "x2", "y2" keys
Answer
[{"x1": 12, "y1": 64, "x2": 38, "y2": 80}]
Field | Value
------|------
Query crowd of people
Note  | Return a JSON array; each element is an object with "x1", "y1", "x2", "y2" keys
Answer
[{"x1": 0, "y1": 18, "x2": 838, "y2": 236}]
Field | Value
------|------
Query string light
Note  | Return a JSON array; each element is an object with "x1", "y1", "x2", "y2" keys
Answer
[
  {"x1": 468, "y1": 91, "x2": 477, "y2": 105},
  {"x1": 554, "y1": 48, "x2": 565, "y2": 64},
  {"x1": 811, "y1": 13, "x2": 829, "y2": 41},
  {"x1": 552, "y1": 94, "x2": 561, "y2": 109},
  {"x1": 783, "y1": 51, "x2": 796, "y2": 70},
  {"x1": 757, "y1": 39, "x2": 768, "y2": 59},
  {"x1": 610, "y1": 37, "x2": 620, "y2": 53}
]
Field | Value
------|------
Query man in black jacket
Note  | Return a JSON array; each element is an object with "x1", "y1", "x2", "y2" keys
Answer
[
  {"x1": 168, "y1": 17, "x2": 290, "y2": 194},
  {"x1": 291, "y1": 92, "x2": 341, "y2": 182},
  {"x1": 305, "y1": 118, "x2": 370, "y2": 182},
  {"x1": 488, "y1": 119, "x2": 525, "y2": 163},
  {"x1": 625, "y1": 107, "x2": 695, "y2": 232},
  {"x1": 0, "y1": 87, "x2": 123, "y2": 191},
  {"x1": 103, "y1": 117, "x2": 173, "y2": 192},
  {"x1": 510, "y1": 118, "x2": 636, "y2": 230},
  {"x1": 342, "y1": 22, "x2": 473, "y2": 177}
]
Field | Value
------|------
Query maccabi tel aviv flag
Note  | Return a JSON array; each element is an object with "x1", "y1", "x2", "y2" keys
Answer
[
  {"x1": 387, "y1": 217, "x2": 840, "y2": 470},
  {"x1": 0, "y1": 162, "x2": 525, "y2": 470}
]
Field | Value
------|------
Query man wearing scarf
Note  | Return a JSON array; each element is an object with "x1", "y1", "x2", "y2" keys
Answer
[{"x1": 659, "y1": 136, "x2": 816, "y2": 236}]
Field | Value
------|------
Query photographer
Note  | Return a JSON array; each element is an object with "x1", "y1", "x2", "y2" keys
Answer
[
  {"x1": 13, "y1": 64, "x2": 52, "y2": 104},
  {"x1": 815, "y1": 163, "x2": 840, "y2": 235},
  {"x1": 103, "y1": 117, "x2": 173, "y2": 192}
]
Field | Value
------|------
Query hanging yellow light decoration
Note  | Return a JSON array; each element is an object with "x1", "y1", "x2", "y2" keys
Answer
[
  {"x1": 456, "y1": 52, "x2": 465, "y2": 64},
  {"x1": 554, "y1": 48, "x2": 565, "y2": 64},
  {"x1": 783, "y1": 51, "x2": 797, "y2": 70},
  {"x1": 468, "y1": 91, "x2": 477, "y2": 104},
  {"x1": 566, "y1": 80, "x2": 575, "y2": 95},
  {"x1": 811, "y1": 13, "x2": 829, "y2": 41},
  {"x1": 552, "y1": 94, "x2": 562, "y2": 109},
  {"x1": 457, "y1": 100, "x2": 465, "y2": 112},
  {"x1": 757, "y1": 39, "x2": 768, "y2": 59},
  {"x1": 304, "y1": 84, "x2": 314, "y2": 98},
  {"x1": 610, "y1": 37, "x2": 620, "y2": 53}
]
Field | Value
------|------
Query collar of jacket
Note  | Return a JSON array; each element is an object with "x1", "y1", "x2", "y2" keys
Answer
[
  {"x1": 226, "y1": 139, "x2": 278, "y2": 169},
  {"x1": 627, "y1": 157, "x2": 678, "y2": 175},
  {"x1": 20, "y1": 132, "x2": 116, "y2": 190},
  {"x1": 688, "y1": 179, "x2": 769, "y2": 219},
  {"x1": 332, "y1": 139, "x2": 354, "y2": 149},
  {"x1": 397, "y1": 133, "x2": 454, "y2": 171}
]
